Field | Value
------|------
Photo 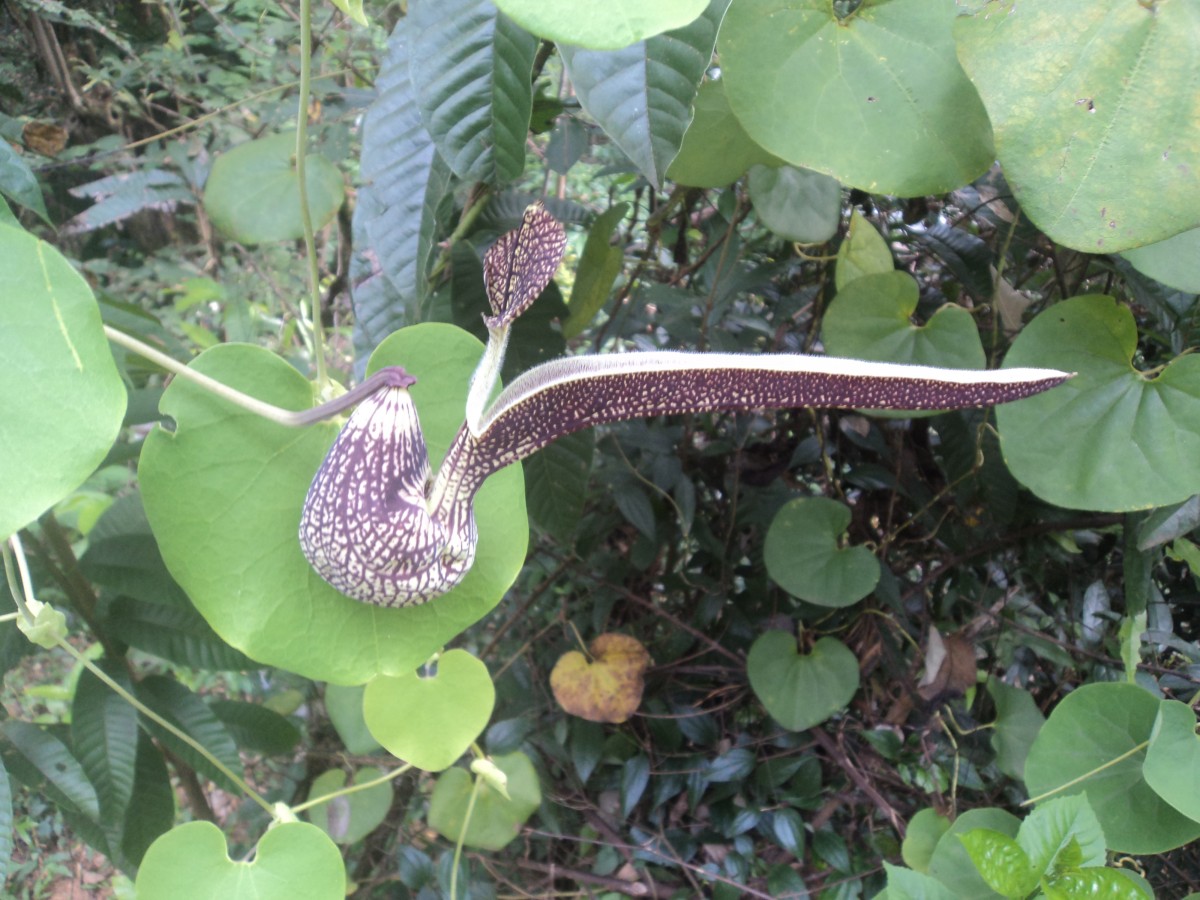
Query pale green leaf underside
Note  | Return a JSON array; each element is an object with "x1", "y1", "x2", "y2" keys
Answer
[
  {"x1": 720, "y1": 0, "x2": 994, "y2": 196},
  {"x1": 1121, "y1": 226, "x2": 1200, "y2": 294},
  {"x1": 748, "y1": 164, "x2": 840, "y2": 244},
  {"x1": 955, "y1": 0, "x2": 1200, "y2": 253}
]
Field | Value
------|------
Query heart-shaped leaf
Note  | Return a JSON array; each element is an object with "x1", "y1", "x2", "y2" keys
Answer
[
  {"x1": 203, "y1": 133, "x2": 343, "y2": 244},
  {"x1": 1144, "y1": 699, "x2": 1200, "y2": 824},
  {"x1": 0, "y1": 224, "x2": 126, "y2": 541},
  {"x1": 491, "y1": 0, "x2": 709, "y2": 50},
  {"x1": 764, "y1": 497, "x2": 880, "y2": 608},
  {"x1": 324, "y1": 684, "x2": 381, "y2": 755},
  {"x1": 996, "y1": 295, "x2": 1200, "y2": 512},
  {"x1": 550, "y1": 633, "x2": 651, "y2": 724},
  {"x1": 748, "y1": 164, "x2": 841, "y2": 244},
  {"x1": 362, "y1": 649, "x2": 495, "y2": 772},
  {"x1": 746, "y1": 631, "x2": 860, "y2": 732},
  {"x1": 835, "y1": 209, "x2": 892, "y2": 290},
  {"x1": 902, "y1": 808, "x2": 951, "y2": 874},
  {"x1": 135, "y1": 821, "x2": 345, "y2": 900},
  {"x1": 1024, "y1": 682, "x2": 1200, "y2": 854},
  {"x1": 955, "y1": 0, "x2": 1200, "y2": 252},
  {"x1": 306, "y1": 766, "x2": 393, "y2": 844},
  {"x1": 720, "y1": 0, "x2": 994, "y2": 196},
  {"x1": 824, "y1": 271, "x2": 986, "y2": 370},
  {"x1": 986, "y1": 677, "x2": 1044, "y2": 782},
  {"x1": 427, "y1": 750, "x2": 541, "y2": 851},
  {"x1": 140, "y1": 323, "x2": 527, "y2": 684}
]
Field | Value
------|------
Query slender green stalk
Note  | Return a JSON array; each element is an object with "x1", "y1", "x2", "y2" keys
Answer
[
  {"x1": 104, "y1": 325, "x2": 392, "y2": 426},
  {"x1": 295, "y1": 0, "x2": 328, "y2": 388},
  {"x1": 450, "y1": 776, "x2": 483, "y2": 900},
  {"x1": 1021, "y1": 742, "x2": 1149, "y2": 806},
  {"x1": 290, "y1": 763, "x2": 412, "y2": 814}
]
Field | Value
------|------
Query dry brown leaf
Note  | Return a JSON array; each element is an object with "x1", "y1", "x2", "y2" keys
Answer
[
  {"x1": 917, "y1": 628, "x2": 976, "y2": 702},
  {"x1": 550, "y1": 633, "x2": 651, "y2": 724}
]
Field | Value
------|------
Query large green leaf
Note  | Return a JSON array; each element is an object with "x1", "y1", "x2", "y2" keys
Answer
[
  {"x1": 203, "y1": 133, "x2": 343, "y2": 244},
  {"x1": 140, "y1": 324, "x2": 527, "y2": 684},
  {"x1": 0, "y1": 721, "x2": 100, "y2": 824},
  {"x1": 667, "y1": 78, "x2": 777, "y2": 188},
  {"x1": 121, "y1": 732, "x2": 175, "y2": 869},
  {"x1": 996, "y1": 295, "x2": 1200, "y2": 512},
  {"x1": 955, "y1": 0, "x2": 1200, "y2": 253},
  {"x1": 1023, "y1": 682, "x2": 1200, "y2": 854},
  {"x1": 136, "y1": 821, "x2": 345, "y2": 900},
  {"x1": 763, "y1": 498, "x2": 880, "y2": 607},
  {"x1": 746, "y1": 631, "x2": 860, "y2": 731},
  {"x1": 491, "y1": 0, "x2": 708, "y2": 50},
  {"x1": 209, "y1": 700, "x2": 301, "y2": 756},
  {"x1": 559, "y1": 0, "x2": 727, "y2": 189},
  {"x1": 353, "y1": 19, "x2": 454, "y2": 358},
  {"x1": 306, "y1": 766, "x2": 393, "y2": 845},
  {"x1": 524, "y1": 429, "x2": 594, "y2": 538},
  {"x1": 0, "y1": 224, "x2": 126, "y2": 541},
  {"x1": 410, "y1": 0, "x2": 537, "y2": 185},
  {"x1": 720, "y1": 0, "x2": 993, "y2": 196},
  {"x1": 1144, "y1": 699, "x2": 1200, "y2": 825},
  {"x1": 823, "y1": 271, "x2": 986, "y2": 369},
  {"x1": 986, "y1": 676, "x2": 1044, "y2": 782},
  {"x1": 927, "y1": 808, "x2": 1020, "y2": 899}
]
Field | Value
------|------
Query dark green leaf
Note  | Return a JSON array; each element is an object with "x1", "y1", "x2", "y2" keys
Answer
[
  {"x1": 134, "y1": 676, "x2": 243, "y2": 793},
  {"x1": 410, "y1": 0, "x2": 537, "y2": 184},
  {"x1": 771, "y1": 807, "x2": 805, "y2": 858},
  {"x1": 0, "y1": 721, "x2": 100, "y2": 823},
  {"x1": 559, "y1": 0, "x2": 727, "y2": 189},
  {"x1": 492, "y1": 0, "x2": 709, "y2": 50},
  {"x1": 209, "y1": 700, "x2": 301, "y2": 756},
  {"x1": 120, "y1": 732, "x2": 175, "y2": 868},
  {"x1": 524, "y1": 425, "x2": 594, "y2": 538},
  {"x1": 0, "y1": 753, "x2": 12, "y2": 881},
  {"x1": 71, "y1": 660, "x2": 138, "y2": 822},
  {"x1": 570, "y1": 719, "x2": 604, "y2": 784},
  {"x1": 562, "y1": 202, "x2": 628, "y2": 338},
  {"x1": 107, "y1": 596, "x2": 260, "y2": 672},
  {"x1": 0, "y1": 140, "x2": 49, "y2": 223},
  {"x1": 621, "y1": 754, "x2": 650, "y2": 817},
  {"x1": 706, "y1": 747, "x2": 755, "y2": 783}
]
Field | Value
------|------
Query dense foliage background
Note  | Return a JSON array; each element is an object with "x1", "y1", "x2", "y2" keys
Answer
[{"x1": 1, "y1": 0, "x2": 1199, "y2": 898}]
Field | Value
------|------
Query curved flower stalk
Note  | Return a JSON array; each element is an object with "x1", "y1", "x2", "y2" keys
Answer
[{"x1": 300, "y1": 204, "x2": 1071, "y2": 607}]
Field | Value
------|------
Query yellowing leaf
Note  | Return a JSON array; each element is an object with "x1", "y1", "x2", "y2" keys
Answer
[{"x1": 550, "y1": 633, "x2": 650, "y2": 724}]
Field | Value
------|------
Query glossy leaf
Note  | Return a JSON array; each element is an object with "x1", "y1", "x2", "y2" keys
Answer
[
  {"x1": 764, "y1": 497, "x2": 880, "y2": 607},
  {"x1": 135, "y1": 821, "x2": 345, "y2": 900},
  {"x1": 927, "y1": 808, "x2": 1020, "y2": 900},
  {"x1": 1018, "y1": 794, "x2": 1106, "y2": 875},
  {"x1": 746, "y1": 631, "x2": 860, "y2": 731},
  {"x1": 955, "y1": 0, "x2": 1200, "y2": 252},
  {"x1": 1024, "y1": 682, "x2": 1200, "y2": 854},
  {"x1": 410, "y1": 0, "x2": 537, "y2": 184},
  {"x1": 667, "y1": 78, "x2": 777, "y2": 187},
  {"x1": 134, "y1": 676, "x2": 243, "y2": 793},
  {"x1": 559, "y1": 1, "x2": 726, "y2": 189},
  {"x1": 428, "y1": 750, "x2": 541, "y2": 850},
  {"x1": 721, "y1": 0, "x2": 993, "y2": 196},
  {"x1": 353, "y1": 19, "x2": 454, "y2": 356},
  {"x1": 524, "y1": 429, "x2": 594, "y2": 538},
  {"x1": 1144, "y1": 699, "x2": 1200, "y2": 824},
  {"x1": 140, "y1": 325, "x2": 527, "y2": 684},
  {"x1": 1043, "y1": 869, "x2": 1152, "y2": 900},
  {"x1": 363, "y1": 649, "x2": 495, "y2": 772},
  {"x1": 203, "y1": 133, "x2": 343, "y2": 244},
  {"x1": 958, "y1": 829, "x2": 1037, "y2": 899},
  {"x1": 306, "y1": 766, "x2": 393, "y2": 844},
  {"x1": 996, "y1": 295, "x2": 1200, "y2": 512},
  {"x1": 492, "y1": 0, "x2": 708, "y2": 50},
  {"x1": 0, "y1": 720, "x2": 100, "y2": 824},
  {"x1": 748, "y1": 164, "x2": 840, "y2": 244},
  {"x1": 621, "y1": 754, "x2": 650, "y2": 817},
  {"x1": 0, "y1": 224, "x2": 126, "y2": 541}
]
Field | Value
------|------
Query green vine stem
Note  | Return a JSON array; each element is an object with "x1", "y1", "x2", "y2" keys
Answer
[
  {"x1": 104, "y1": 325, "x2": 391, "y2": 426},
  {"x1": 1021, "y1": 742, "x2": 1149, "y2": 807},
  {"x1": 3, "y1": 534, "x2": 278, "y2": 818},
  {"x1": 290, "y1": 763, "x2": 412, "y2": 815},
  {"x1": 294, "y1": 0, "x2": 328, "y2": 388}
]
